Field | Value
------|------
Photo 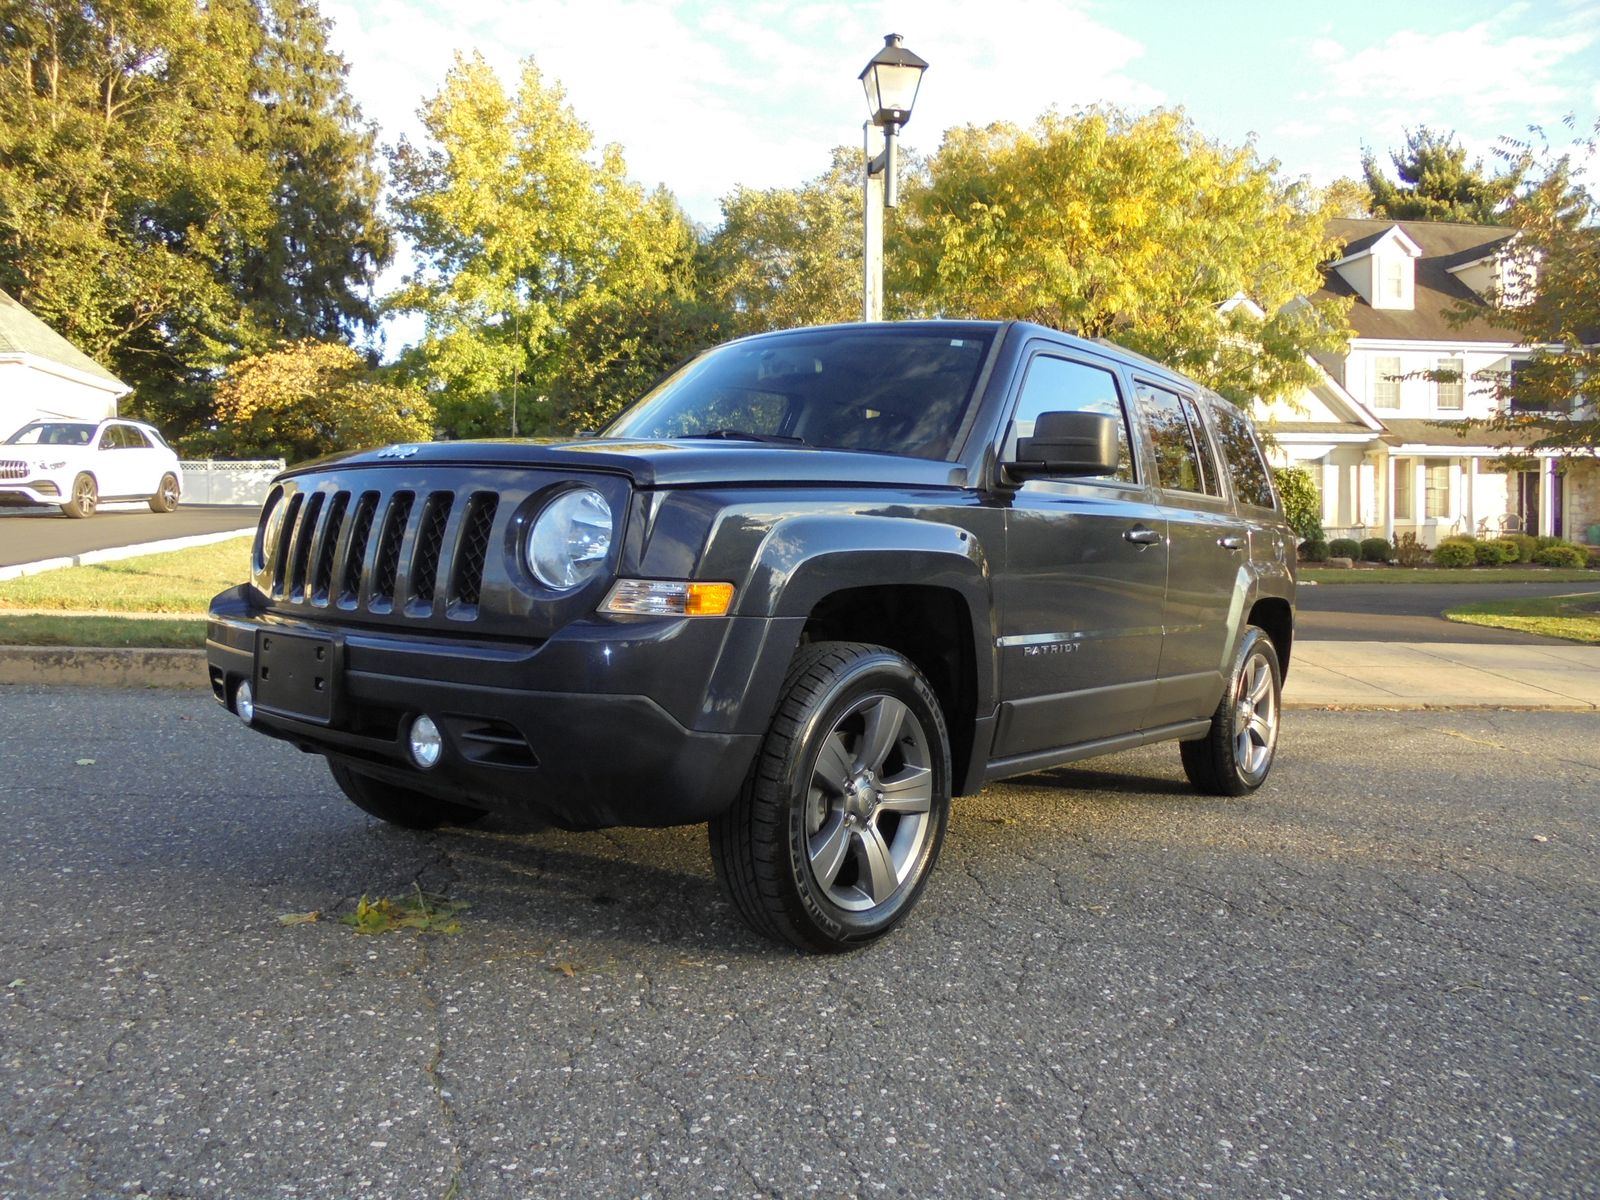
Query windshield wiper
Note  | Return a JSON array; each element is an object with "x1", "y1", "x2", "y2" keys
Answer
[{"x1": 677, "y1": 428, "x2": 808, "y2": 446}]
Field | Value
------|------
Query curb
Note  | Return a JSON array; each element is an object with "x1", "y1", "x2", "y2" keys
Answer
[
  {"x1": 0, "y1": 646, "x2": 208, "y2": 689},
  {"x1": 0, "y1": 528, "x2": 254, "y2": 582}
]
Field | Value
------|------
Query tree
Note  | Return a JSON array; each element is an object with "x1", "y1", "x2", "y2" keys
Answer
[
  {"x1": 1318, "y1": 176, "x2": 1373, "y2": 220},
  {"x1": 236, "y1": 0, "x2": 391, "y2": 342},
  {"x1": 900, "y1": 107, "x2": 1350, "y2": 405},
  {"x1": 389, "y1": 53, "x2": 696, "y2": 438},
  {"x1": 1451, "y1": 120, "x2": 1599, "y2": 457},
  {"x1": 0, "y1": 0, "x2": 392, "y2": 434},
  {"x1": 208, "y1": 339, "x2": 433, "y2": 461},
  {"x1": 704, "y1": 148, "x2": 863, "y2": 335},
  {"x1": 1362, "y1": 127, "x2": 1524, "y2": 224}
]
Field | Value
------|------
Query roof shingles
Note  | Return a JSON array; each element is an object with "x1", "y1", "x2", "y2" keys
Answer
[{"x1": 0, "y1": 288, "x2": 126, "y2": 388}]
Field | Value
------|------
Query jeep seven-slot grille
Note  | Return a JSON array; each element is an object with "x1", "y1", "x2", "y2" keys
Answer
[{"x1": 258, "y1": 484, "x2": 500, "y2": 622}]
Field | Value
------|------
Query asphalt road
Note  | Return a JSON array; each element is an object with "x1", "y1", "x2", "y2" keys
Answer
[
  {"x1": 3, "y1": 688, "x2": 1595, "y2": 1199},
  {"x1": 1297, "y1": 580, "x2": 1590, "y2": 644},
  {"x1": 0, "y1": 506, "x2": 258, "y2": 568}
]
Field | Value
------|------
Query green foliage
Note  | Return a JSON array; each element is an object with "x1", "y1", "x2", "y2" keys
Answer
[
  {"x1": 1448, "y1": 119, "x2": 1599, "y2": 456},
  {"x1": 1533, "y1": 544, "x2": 1587, "y2": 568},
  {"x1": 1392, "y1": 531, "x2": 1427, "y2": 567},
  {"x1": 899, "y1": 107, "x2": 1352, "y2": 405},
  {"x1": 388, "y1": 53, "x2": 701, "y2": 438},
  {"x1": 0, "y1": 0, "x2": 390, "y2": 435},
  {"x1": 1488, "y1": 538, "x2": 1524, "y2": 564},
  {"x1": 1432, "y1": 537, "x2": 1478, "y2": 568},
  {"x1": 1535, "y1": 535, "x2": 1567, "y2": 550},
  {"x1": 1273, "y1": 466, "x2": 1325, "y2": 543},
  {"x1": 1359, "y1": 537, "x2": 1392, "y2": 563},
  {"x1": 341, "y1": 887, "x2": 470, "y2": 936},
  {"x1": 1329, "y1": 538, "x2": 1361, "y2": 559},
  {"x1": 1503, "y1": 533, "x2": 1539, "y2": 563},
  {"x1": 1587, "y1": 546, "x2": 1600, "y2": 569},
  {"x1": 704, "y1": 148, "x2": 864, "y2": 335},
  {"x1": 1363, "y1": 127, "x2": 1522, "y2": 224},
  {"x1": 1475, "y1": 538, "x2": 1516, "y2": 565},
  {"x1": 209, "y1": 339, "x2": 434, "y2": 461},
  {"x1": 1298, "y1": 539, "x2": 1329, "y2": 563}
]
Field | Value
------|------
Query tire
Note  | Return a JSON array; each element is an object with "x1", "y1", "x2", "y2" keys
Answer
[
  {"x1": 710, "y1": 641, "x2": 950, "y2": 953},
  {"x1": 60, "y1": 473, "x2": 97, "y2": 519},
  {"x1": 328, "y1": 760, "x2": 487, "y2": 830},
  {"x1": 1180, "y1": 626, "x2": 1282, "y2": 796},
  {"x1": 148, "y1": 473, "x2": 180, "y2": 513}
]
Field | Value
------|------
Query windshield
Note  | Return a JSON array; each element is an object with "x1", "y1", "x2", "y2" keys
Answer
[
  {"x1": 604, "y1": 328, "x2": 996, "y2": 461},
  {"x1": 4, "y1": 422, "x2": 96, "y2": 446}
]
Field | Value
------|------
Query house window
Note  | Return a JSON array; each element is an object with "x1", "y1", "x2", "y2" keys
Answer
[
  {"x1": 1424, "y1": 458, "x2": 1451, "y2": 518},
  {"x1": 1436, "y1": 358, "x2": 1464, "y2": 410},
  {"x1": 1373, "y1": 356, "x2": 1401, "y2": 408},
  {"x1": 1383, "y1": 258, "x2": 1405, "y2": 302},
  {"x1": 1394, "y1": 459, "x2": 1412, "y2": 520}
]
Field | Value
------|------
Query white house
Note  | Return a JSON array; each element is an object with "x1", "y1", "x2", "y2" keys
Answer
[
  {"x1": 0, "y1": 287, "x2": 130, "y2": 440},
  {"x1": 1256, "y1": 218, "x2": 1599, "y2": 547}
]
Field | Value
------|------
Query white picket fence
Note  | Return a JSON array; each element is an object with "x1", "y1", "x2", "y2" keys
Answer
[{"x1": 179, "y1": 459, "x2": 284, "y2": 506}]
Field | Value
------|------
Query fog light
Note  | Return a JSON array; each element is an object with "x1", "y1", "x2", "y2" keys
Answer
[
  {"x1": 235, "y1": 680, "x2": 255, "y2": 724},
  {"x1": 408, "y1": 714, "x2": 443, "y2": 769}
]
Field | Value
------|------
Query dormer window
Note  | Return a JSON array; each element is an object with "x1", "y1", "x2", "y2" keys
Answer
[{"x1": 1383, "y1": 258, "x2": 1405, "y2": 303}]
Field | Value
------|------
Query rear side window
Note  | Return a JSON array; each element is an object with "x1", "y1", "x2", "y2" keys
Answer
[
  {"x1": 1010, "y1": 354, "x2": 1135, "y2": 481},
  {"x1": 1211, "y1": 403, "x2": 1277, "y2": 509},
  {"x1": 1134, "y1": 383, "x2": 1209, "y2": 494}
]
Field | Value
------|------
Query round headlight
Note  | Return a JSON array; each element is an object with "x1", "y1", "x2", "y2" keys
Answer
[{"x1": 526, "y1": 487, "x2": 613, "y2": 590}]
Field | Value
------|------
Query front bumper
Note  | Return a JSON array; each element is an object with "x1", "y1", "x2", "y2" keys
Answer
[
  {"x1": 206, "y1": 585, "x2": 800, "y2": 830},
  {"x1": 0, "y1": 480, "x2": 63, "y2": 506}
]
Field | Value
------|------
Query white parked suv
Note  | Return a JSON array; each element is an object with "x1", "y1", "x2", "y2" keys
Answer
[{"x1": 0, "y1": 419, "x2": 182, "y2": 518}]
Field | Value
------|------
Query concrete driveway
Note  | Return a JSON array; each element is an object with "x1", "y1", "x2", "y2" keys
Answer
[{"x1": 2, "y1": 688, "x2": 1594, "y2": 1199}]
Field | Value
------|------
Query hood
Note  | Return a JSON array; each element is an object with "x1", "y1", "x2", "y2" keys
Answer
[{"x1": 280, "y1": 437, "x2": 968, "y2": 490}]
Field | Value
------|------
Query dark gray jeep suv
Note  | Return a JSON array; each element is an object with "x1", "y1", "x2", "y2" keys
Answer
[{"x1": 207, "y1": 321, "x2": 1295, "y2": 952}]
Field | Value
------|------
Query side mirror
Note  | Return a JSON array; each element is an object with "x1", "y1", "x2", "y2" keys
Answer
[{"x1": 1007, "y1": 410, "x2": 1120, "y2": 478}]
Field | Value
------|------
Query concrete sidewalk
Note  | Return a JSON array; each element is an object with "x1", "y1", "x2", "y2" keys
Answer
[
  {"x1": 1285, "y1": 640, "x2": 1600, "y2": 711},
  {"x1": 0, "y1": 638, "x2": 1596, "y2": 710}
]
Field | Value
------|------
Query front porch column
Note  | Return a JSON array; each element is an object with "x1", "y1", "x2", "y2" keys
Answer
[
  {"x1": 1385, "y1": 455, "x2": 1396, "y2": 541},
  {"x1": 1415, "y1": 459, "x2": 1428, "y2": 537},
  {"x1": 1322, "y1": 460, "x2": 1338, "y2": 529},
  {"x1": 1465, "y1": 457, "x2": 1478, "y2": 535},
  {"x1": 1539, "y1": 460, "x2": 1555, "y2": 537}
]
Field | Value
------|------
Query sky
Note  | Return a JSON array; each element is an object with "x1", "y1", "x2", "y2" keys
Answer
[
  {"x1": 317, "y1": 0, "x2": 1600, "y2": 346},
  {"x1": 322, "y1": 0, "x2": 1599, "y2": 221}
]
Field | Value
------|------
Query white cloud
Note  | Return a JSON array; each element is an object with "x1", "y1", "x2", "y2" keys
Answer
[
  {"x1": 322, "y1": 0, "x2": 1159, "y2": 226},
  {"x1": 1313, "y1": 18, "x2": 1594, "y2": 121}
]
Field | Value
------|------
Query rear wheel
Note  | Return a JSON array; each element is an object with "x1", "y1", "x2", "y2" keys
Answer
[
  {"x1": 710, "y1": 641, "x2": 950, "y2": 952},
  {"x1": 328, "y1": 761, "x2": 487, "y2": 830},
  {"x1": 60, "y1": 473, "x2": 97, "y2": 518},
  {"x1": 1180, "y1": 626, "x2": 1282, "y2": 796},
  {"x1": 148, "y1": 473, "x2": 180, "y2": 513}
]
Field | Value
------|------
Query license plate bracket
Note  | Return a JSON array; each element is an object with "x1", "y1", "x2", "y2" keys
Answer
[{"x1": 254, "y1": 629, "x2": 339, "y2": 725}]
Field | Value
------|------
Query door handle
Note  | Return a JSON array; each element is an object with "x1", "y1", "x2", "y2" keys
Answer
[
  {"x1": 1218, "y1": 536, "x2": 1245, "y2": 551},
  {"x1": 1123, "y1": 526, "x2": 1161, "y2": 545}
]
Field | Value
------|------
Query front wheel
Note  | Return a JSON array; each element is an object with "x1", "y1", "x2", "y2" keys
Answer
[
  {"x1": 148, "y1": 473, "x2": 180, "y2": 513},
  {"x1": 328, "y1": 761, "x2": 487, "y2": 830},
  {"x1": 1180, "y1": 626, "x2": 1282, "y2": 796},
  {"x1": 710, "y1": 641, "x2": 950, "y2": 953},
  {"x1": 60, "y1": 473, "x2": 97, "y2": 518}
]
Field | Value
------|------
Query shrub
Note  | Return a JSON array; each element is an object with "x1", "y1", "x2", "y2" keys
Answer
[
  {"x1": 1359, "y1": 537, "x2": 1392, "y2": 563},
  {"x1": 1587, "y1": 546, "x2": 1600, "y2": 570},
  {"x1": 1535, "y1": 535, "x2": 1567, "y2": 551},
  {"x1": 1432, "y1": 538, "x2": 1478, "y2": 568},
  {"x1": 1475, "y1": 539, "x2": 1517, "y2": 565},
  {"x1": 1273, "y1": 467, "x2": 1324, "y2": 545},
  {"x1": 1533, "y1": 544, "x2": 1587, "y2": 568},
  {"x1": 1329, "y1": 537, "x2": 1361, "y2": 559},
  {"x1": 1299, "y1": 538, "x2": 1329, "y2": 563},
  {"x1": 1503, "y1": 533, "x2": 1538, "y2": 563},
  {"x1": 1392, "y1": 531, "x2": 1427, "y2": 567},
  {"x1": 1489, "y1": 538, "x2": 1523, "y2": 564}
]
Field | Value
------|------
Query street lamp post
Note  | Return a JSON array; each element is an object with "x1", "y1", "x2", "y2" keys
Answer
[{"x1": 858, "y1": 33, "x2": 927, "y2": 323}]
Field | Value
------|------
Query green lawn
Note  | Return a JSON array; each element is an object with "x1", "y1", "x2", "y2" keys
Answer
[
  {"x1": 0, "y1": 613, "x2": 207, "y2": 648},
  {"x1": 1444, "y1": 592, "x2": 1600, "y2": 644},
  {"x1": 1302, "y1": 567, "x2": 1599, "y2": 585},
  {"x1": 0, "y1": 537, "x2": 250, "y2": 613}
]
